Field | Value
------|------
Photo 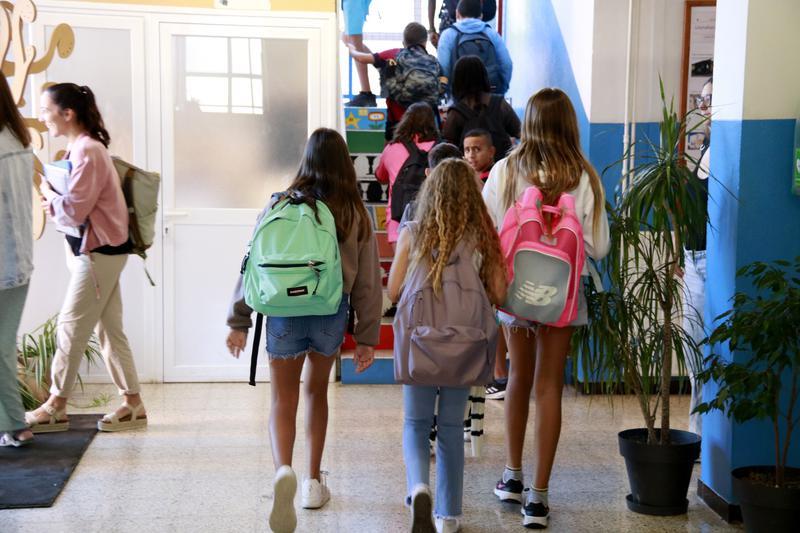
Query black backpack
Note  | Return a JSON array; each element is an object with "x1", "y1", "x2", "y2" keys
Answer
[
  {"x1": 451, "y1": 26, "x2": 501, "y2": 93},
  {"x1": 390, "y1": 140, "x2": 434, "y2": 222},
  {"x1": 452, "y1": 95, "x2": 512, "y2": 161}
]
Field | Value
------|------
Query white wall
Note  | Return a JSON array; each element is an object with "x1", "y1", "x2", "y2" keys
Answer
[
  {"x1": 551, "y1": 0, "x2": 595, "y2": 118},
  {"x1": 590, "y1": 0, "x2": 685, "y2": 123},
  {"x1": 742, "y1": 0, "x2": 800, "y2": 119}
]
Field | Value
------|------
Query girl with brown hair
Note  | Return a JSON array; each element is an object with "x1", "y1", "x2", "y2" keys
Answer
[
  {"x1": 226, "y1": 128, "x2": 382, "y2": 533},
  {"x1": 389, "y1": 158, "x2": 506, "y2": 533},
  {"x1": 482, "y1": 88, "x2": 610, "y2": 528},
  {"x1": 375, "y1": 102, "x2": 440, "y2": 249}
]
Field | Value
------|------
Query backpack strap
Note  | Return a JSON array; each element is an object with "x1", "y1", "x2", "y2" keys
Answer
[
  {"x1": 120, "y1": 167, "x2": 156, "y2": 287},
  {"x1": 249, "y1": 313, "x2": 263, "y2": 386},
  {"x1": 401, "y1": 139, "x2": 420, "y2": 159}
]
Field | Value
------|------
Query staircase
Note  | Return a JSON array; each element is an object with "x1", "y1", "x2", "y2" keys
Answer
[{"x1": 341, "y1": 104, "x2": 396, "y2": 384}]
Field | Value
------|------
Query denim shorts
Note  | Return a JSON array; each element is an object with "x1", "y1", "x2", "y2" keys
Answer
[
  {"x1": 266, "y1": 295, "x2": 350, "y2": 360},
  {"x1": 497, "y1": 289, "x2": 588, "y2": 329}
]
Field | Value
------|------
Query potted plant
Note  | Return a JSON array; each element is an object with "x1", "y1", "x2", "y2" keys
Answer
[
  {"x1": 17, "y1": 315, "x2": 102, "y2": 410},
  {"x1": 574, "y1": 81, "x2": 708, "y2": 515},
  {"x1": 694, "y1": 257, "x2": 800, "y2": 533}
]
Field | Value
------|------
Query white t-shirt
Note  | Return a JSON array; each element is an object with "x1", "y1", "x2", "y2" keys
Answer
[{"x1": 481, "y1": 157, "x2": 611, "y2": 275}]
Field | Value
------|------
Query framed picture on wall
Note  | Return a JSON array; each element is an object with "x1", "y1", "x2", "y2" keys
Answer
[{"x1": 680, "y1": 0, "x2": 716, "y2": 159}]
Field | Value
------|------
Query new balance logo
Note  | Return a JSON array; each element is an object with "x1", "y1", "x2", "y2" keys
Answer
[{"x1": 516, "y1": 281, "x2": 558, "y2": 306}]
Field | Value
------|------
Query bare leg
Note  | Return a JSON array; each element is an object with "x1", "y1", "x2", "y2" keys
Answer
[
  {"x1": 303, "y1": 351, "x2": 336, "y2": 480},
  {"x1": 344, "y1": 34, "x2": 372, "y2": 94},
  {"x1": 494, "y1": 326, "x2": 509, "y2": 380},
  {"x1": 504, "y1": 327, "x2": 537, "y2": 469},
  {"x1": 269, "y1": 355, "x2": 306, "y2": 469},
  {"x1": 532, "y1": 326, "x2": 574, "y2": 488}
]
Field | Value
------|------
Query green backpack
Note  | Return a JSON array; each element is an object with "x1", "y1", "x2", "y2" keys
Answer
[{"x1": 242, "y1": 197, "x2": 343, "y2": 318}]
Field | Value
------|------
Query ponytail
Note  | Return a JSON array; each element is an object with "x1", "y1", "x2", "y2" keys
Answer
[{"x1": 45, "y1": 83, "x2": 111, "y2": 148}]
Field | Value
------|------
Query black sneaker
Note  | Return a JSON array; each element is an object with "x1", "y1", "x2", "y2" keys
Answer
[
  {"x1": 345, "y1": 91, "x2": 377, "y2": 107},
  {"x1": 494, "y1": 477, "x2": 524, "y2": 503},
  {"x1": 485, "y1": 380, "x2": 507, "y2": 400},
  {"x1": 521, "y1": 499, "x2": 549, "y2": 529}
]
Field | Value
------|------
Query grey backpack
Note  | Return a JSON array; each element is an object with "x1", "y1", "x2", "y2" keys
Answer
[{"x1": 393, "y1": 225, "x2": 498, "y2": 387}]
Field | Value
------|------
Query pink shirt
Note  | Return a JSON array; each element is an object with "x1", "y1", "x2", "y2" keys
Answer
[
  {"x1": 375, "y1": 139, "x2": 437, "y2": 242},
  {"x1": 49, "y1": 134, "x2": 129, "y2": 254}
]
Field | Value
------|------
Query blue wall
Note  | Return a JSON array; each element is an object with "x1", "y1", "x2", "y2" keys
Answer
[{"x1": 703, "y1": 118, "x2": 800, "y2": 502}]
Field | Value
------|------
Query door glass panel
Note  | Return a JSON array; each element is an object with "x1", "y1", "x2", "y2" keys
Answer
[
  {"x1": 173, "y1": 35, "x2": 309, "y2": 209},
  {"x1": 43, "y1": 26, "x2": 134, "y2": 161}
]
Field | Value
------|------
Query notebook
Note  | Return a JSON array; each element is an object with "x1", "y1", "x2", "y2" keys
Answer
[{"x1": 43, "y1": 161, "x2": 81, "y2": 238}]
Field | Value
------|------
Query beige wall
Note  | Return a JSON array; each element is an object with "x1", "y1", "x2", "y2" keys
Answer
[{"x1": 80, "y1": 0, "x2": 335, "y2": 11}]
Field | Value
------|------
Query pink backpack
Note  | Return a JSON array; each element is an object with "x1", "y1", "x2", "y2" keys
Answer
[{"x1": 498, "y1": 186, "x2": 585, "y2": 327}]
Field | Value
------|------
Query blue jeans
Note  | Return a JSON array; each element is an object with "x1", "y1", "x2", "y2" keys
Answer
[
  {"x1": 266, "y1": 295, "x2": 350, "y2": 359},
  {"x1": 0, "y1": 284, "x2": 29, "y2": 433},
  {"x1": 403, "y1": 384, "x2": 470, "y2": 518}
]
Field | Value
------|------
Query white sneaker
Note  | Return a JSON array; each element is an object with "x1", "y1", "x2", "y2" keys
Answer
[
  {"x1": 301, "y1": 473, "x2": 331, "y2": 509},
  {"x1": 435, "y1": 516, "x2": 461, "y2": 533},
  {"x1": 269, "y1": 465, "x2": 297, "y2": 533},
  {"x1": 410, "y1": 484, "x2": 436, "y2": 533}
]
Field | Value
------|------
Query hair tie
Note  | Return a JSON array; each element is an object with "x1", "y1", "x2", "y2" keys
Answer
[{"x1": 79, "y1": 86, "x2": 89, "y2": 96}]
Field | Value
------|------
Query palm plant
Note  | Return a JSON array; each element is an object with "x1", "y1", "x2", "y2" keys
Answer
[
  {"x1": 575, "y1": 79, "x2": 712, "y2": 445},
  {"x1": 17, "y1": 315, "x2": 102, "y2": 410}
]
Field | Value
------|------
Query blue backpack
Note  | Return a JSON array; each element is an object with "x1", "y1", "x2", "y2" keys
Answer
[{"x1": 451, "y1": 26, "x2": 501, "y2": 93}]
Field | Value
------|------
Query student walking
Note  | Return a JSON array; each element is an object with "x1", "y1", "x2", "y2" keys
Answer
[
  {"x1": 226, "y1": 128, "x2": 382, "y2": 533},
  {"x1": 389, "y1": 158, "x2": 507, "y2": 533},
  {"x1": 0, "y1": 73, "x2": 35, "y2": 448},
  {"x1": 443, "y1": 56, "x2": 520, "y2": 162},
  {"x1": 347, "y1": 22, "x2": 443, "y2": 140},
  {"x1": 376, "y1": 102, "x2": 440, "y2": 249},
  {"x1": 27, "y1": 83, "x2": 146, "y2": 434},
  {"x1": 436, "y1": 0, "x2": 513, "y2": 95},
  {"x1": 482, "y1": 88, "x2": 610, "y2": 529}
]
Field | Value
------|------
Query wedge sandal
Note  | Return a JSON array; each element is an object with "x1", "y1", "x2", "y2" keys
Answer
[
  {"x1": 98, "y1": 402, "x2": 147, "y2": 432},
  {"x1": 25, "y1": 405, "x2": 69, "y2": 433}
]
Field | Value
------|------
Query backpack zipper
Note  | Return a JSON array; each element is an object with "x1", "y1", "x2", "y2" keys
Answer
[{"x1": 258, "y1": 261, "x2": 324, "y2": 295}]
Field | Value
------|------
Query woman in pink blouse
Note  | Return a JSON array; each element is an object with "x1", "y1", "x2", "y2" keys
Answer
[
  {"x1": 375, "y1": 102, "x2": 439, "y2": 248},
  {"x1": 28, "y1": 83, "x2": 146, "y2": 433}
]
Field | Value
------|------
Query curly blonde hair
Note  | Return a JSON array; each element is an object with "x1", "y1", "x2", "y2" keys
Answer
[{"x1": 411, "y1": 158, "x2": 505, "y2": 295}]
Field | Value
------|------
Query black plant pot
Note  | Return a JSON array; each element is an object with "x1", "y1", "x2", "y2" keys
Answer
[
  {"x1": 618, "y1": 428, "x2": 701, "y2": 515},
  {"x1": 732, "y1": 466, "x2": 800, "y2": 533}
]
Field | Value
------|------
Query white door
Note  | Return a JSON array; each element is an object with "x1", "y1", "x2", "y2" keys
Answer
[{"x1": 160, "y1": 18, "x2": 336, "y2": 381}]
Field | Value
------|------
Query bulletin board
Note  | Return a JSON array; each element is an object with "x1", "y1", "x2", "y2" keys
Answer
[{"x1": 679, "y1": 1, "x2": 716, "y2": 159}]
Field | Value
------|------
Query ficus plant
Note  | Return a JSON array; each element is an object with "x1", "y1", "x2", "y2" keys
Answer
[{"x1": 695, "y1": 257, "x2": 800, "y2": 487}]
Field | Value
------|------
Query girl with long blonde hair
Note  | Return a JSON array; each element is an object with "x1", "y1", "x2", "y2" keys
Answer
[
  {"x1": 389, "y1": 158, "x2": 506, "y2": 533},
  {"x1": 482, "y1": 88, "x2": 610, "y2": 529}
]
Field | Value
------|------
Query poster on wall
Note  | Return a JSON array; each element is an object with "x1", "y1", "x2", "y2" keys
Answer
[{"x1": 681, "y1": 1, "x2": 716, "y2": 163}]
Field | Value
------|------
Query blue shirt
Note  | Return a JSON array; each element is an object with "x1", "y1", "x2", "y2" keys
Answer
[{"x1": 436, "y1": 18, "x2": 513, "y2": 96}]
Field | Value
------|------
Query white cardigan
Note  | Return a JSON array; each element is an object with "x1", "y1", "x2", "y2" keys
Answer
[{"x1": 482, "y1": 157, "x2": 611, "y2": 275}]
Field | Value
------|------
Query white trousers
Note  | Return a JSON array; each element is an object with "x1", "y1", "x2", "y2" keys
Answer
[
  {"x1": 682, "y1": 250, "x2": 707, "y2": 436},
  {"x1": 51, "y1": 243, "x2": 140, "y2": 398}
]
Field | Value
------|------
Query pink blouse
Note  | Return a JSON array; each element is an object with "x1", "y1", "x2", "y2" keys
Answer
[
  {"x1": 375, "y1": 139, "x2": 437, "y2": 243},
  {"x1": 48, "y1": 134, "x2": 129, "y2": 254}
]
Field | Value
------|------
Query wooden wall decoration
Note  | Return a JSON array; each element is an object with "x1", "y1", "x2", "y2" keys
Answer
[{"x1": 0, "y1": 0, "x2": 75, "y2": 239}]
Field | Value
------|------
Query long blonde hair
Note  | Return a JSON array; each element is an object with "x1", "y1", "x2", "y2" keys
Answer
[
  {"x1": 411, "y1": 158, "x2": 505, "y2": 295},
  {"x1": 503, "y1": 88, "x2": 605, "y2": 238}
]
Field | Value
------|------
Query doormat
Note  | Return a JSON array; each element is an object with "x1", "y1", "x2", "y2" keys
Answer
[{"x1": 0, "y1": 414, "x2": 102, "y2": 509}]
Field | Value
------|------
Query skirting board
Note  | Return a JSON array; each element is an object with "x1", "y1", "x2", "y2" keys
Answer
[{"x1": 697, "y1": 478, "x2": 742, "y2": 523}]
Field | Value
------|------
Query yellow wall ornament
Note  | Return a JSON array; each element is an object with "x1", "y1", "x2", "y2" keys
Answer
[{"x1": 0, "y1": 0, "x2": 75, "y2": 239}]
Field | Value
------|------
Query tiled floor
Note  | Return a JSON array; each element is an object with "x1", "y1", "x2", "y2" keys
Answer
[{"x1": 2, "y1": 383, "x2": 740, "y2": 533}]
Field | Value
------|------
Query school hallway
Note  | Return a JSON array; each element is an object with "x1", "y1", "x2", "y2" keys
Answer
[{"x1": 1, "y1": 383, "x2": 739, "y2": 533}]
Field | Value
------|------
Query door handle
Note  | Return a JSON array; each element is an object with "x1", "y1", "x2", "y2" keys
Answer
[{"x1": 164, "y1": 210, "x2": 190, "y2": 219}]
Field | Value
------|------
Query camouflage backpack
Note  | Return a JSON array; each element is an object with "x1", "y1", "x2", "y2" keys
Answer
[{"x1": 381, "y1": 46, "x2": 443, "y2": 108}]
